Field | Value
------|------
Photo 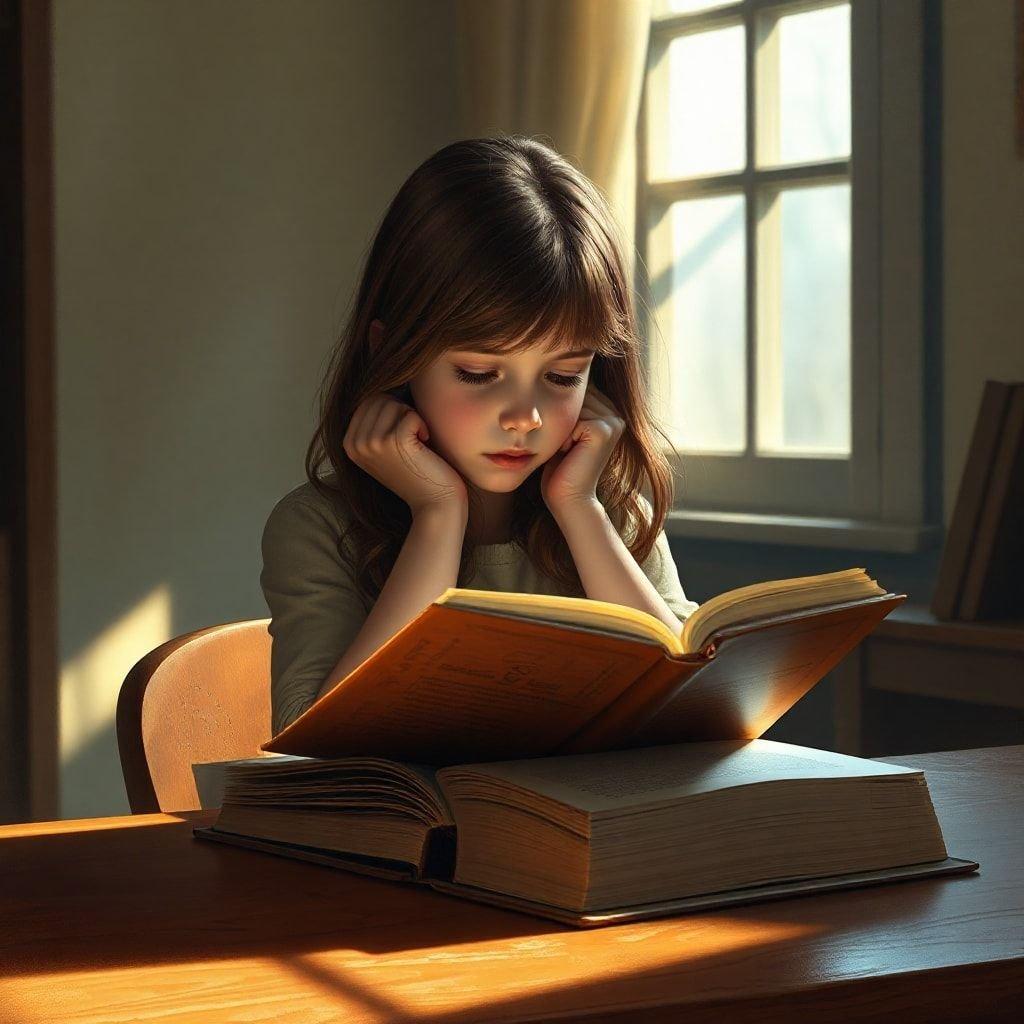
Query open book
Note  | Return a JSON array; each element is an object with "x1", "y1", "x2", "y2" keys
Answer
[
  {"x1": 193, "y1": 739, "x2": 977, "y2": 926},
  {"x1": 261, "y1": 568, "x2": 907, "y2": 763}
]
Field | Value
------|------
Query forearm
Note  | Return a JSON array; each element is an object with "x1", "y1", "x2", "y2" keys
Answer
[
  {"x1": 316, "y1": 502, "x2": 468, "y2": 700},
  {"x1": 553, "y1": 498, "x2": 685, "y2": 635}
]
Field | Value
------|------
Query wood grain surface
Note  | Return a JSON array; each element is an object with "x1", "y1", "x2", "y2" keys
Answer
[{"x1": 1, "y1": 746, "x2": 1022, "y2": 1024}]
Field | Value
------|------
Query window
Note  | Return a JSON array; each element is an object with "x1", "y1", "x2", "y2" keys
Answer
[{"x1": 637, "y1": 0, "x2": 938, "y2": 551}]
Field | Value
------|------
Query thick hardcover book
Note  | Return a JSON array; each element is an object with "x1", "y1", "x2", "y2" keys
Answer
[
  {"x1": 192, "y1": 826, "x2": 976, "y2": 927},
  {"x1": 259, "y1": 568, "x2": 906, "y2": 764},
  {"x1": 192, "y1": 739, "x2": 979, "y2": 927}
]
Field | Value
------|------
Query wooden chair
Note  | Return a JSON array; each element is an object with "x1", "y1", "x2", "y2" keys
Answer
[{"x1": 116, "y1": 618, "x2": 273, "y2": 813}]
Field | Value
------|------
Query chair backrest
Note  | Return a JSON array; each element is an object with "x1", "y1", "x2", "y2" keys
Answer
[{"x1": 116, "y1": 618, "x2": 273, "y2": 813}]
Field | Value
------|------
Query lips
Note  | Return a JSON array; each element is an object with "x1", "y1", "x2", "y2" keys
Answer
[{"x1": 485, "y1": 451, "x2": 535, "y2": 468}]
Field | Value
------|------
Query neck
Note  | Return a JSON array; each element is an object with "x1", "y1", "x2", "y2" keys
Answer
[{"x1": 468, "y1": 487, "x2": 515, "y2": 545}]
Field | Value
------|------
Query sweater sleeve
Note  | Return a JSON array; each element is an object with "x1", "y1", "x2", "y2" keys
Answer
[
  {"x1": 633, "y1": 496, "x2": 700, "y2": 623},
  {"x1": 259, "y1": 492, "x2": 369, "y2": 736},
  {"x1": 637, "y1": 526, "x2": 701, "y2": 623}
]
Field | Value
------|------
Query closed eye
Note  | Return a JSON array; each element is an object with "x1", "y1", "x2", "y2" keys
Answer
[{"x1": 454, "y1": 368, "x2": 584, "y2": 389}]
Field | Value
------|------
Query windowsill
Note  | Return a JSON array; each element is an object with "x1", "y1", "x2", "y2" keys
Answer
[{"x1": 664, "y1": 509, "x2": 944, "y2": 554}]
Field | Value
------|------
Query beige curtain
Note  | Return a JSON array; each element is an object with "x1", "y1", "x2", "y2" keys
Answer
[{"x1": 455, "y1": 0, "x2": 653, "y2": 276}]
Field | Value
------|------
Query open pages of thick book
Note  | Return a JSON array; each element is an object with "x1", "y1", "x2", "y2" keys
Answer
[
  {"x1": 439, "y1": 566, "x2": 888, "y2": 656},
  {"x1": 261, "y1": 579, "x2": 906, "y2": 763}
]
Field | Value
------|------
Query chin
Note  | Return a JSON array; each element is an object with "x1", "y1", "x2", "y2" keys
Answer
[
  {"x1": 466, "y1": 460, "x2": 540, "y2": 492},
  {"x1": 469, "y1": 472, "x2": 522, "y2": 492}
]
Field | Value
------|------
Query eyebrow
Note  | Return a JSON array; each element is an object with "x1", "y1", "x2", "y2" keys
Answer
[{"x1": 450, "y1": 347, "x2": 595, "y2": 359}]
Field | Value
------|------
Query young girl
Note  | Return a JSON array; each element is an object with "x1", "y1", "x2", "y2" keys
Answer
[{"x1": 261, "y1": 135, "x2": 700, "y2": 737}]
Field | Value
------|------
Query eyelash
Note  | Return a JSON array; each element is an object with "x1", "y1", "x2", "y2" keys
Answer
[{"x1": 454, "y1": 368, "x2": 584, "y2": 389}]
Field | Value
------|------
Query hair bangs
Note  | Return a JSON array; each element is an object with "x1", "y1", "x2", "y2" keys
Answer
[{"x1": 437, "y1": 236, "x2": 627, "y2": 362}]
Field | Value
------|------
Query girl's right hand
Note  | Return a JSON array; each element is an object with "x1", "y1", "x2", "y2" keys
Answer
[{"x1": 343, "y1": 391, "x2": 469, "y2": 516}]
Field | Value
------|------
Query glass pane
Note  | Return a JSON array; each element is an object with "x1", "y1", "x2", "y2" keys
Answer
[
  {"x1": 777, "y1": 4, "x2": 851, "y2": 164},
  {"x1": 670, "y1": 194, "x2": 747, "y2": 451},
  {"x1": 656, "y1": 25, "x2": 746, "y2": 179},
  {"x1": 762, "y1": 183, "x2": 850, "y2": 453}
]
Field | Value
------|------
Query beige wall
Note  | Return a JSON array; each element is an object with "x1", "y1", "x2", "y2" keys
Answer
[
  {"x1": 942, "y1": 0, "x2": 1024, "y2": 523},
  {"x1": 54, "y1": 0, "x2": 461, "y2": 817}
]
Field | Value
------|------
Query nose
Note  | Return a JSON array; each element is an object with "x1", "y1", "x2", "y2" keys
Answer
[{"x1": 499, "y1": 400, "x2": 543, "y2": 435}]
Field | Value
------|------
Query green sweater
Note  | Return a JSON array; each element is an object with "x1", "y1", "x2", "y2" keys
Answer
[{"x1": 260, "y1": 480, "x2": 700, "y2": 735}]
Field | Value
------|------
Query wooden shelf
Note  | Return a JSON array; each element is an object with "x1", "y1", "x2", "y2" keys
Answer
[
  {"x1": 876, "y1": 604, "x2": 1024, "y2": 653},
  {"x1": 834, "y1": 603, "x2": 1024, "y2": 756}
]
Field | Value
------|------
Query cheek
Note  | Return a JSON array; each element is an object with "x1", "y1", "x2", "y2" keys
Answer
[
  {"x1": 410, "y1": 376, "x2": 465, "y2": 424},
  {"x1": 551, "y1": 394, "x2": 585, "y2": 438},
  {"x1": 416, "y1": 390, "x2": 485, "y2": 448},
  {"x1": 442, "y1": 399, "x2": 484, "y2": 441}
]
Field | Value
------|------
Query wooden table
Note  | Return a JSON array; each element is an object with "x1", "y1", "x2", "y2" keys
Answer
[{"x1": 2, "y1": 747, "x2": 1022, "y2": 1023}]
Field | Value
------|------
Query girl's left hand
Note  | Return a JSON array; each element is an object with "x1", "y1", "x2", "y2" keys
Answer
[{"x1": 541, "y1": 382, "x2": 625, "y2": 513}]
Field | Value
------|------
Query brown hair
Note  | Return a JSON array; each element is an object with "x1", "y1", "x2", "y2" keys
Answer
[{"x1": 306, "y1": 134, "x2": 678, "y2": 613}]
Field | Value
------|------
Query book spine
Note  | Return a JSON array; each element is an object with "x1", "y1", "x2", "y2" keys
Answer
[
  {"x1": 556, "y1": 654, "x2": 710, "y2": 754},
  {"x1": 931, "y1": 380, "x2": 1015, "y2": 619},
  {"x1": 958, "y1": 385, "x2": 1024, "y2": 621},
  {"x1": 422, "y1": 826, "x2": 457, "y2": 882}
]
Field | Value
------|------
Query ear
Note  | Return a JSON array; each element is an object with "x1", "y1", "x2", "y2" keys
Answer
[{"x1": 369, "y1": 318, "x2": 385, "y2": 352}]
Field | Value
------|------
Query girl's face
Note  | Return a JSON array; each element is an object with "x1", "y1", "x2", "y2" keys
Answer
[{"x1": 407, "y1": 340, "x2": 596, "y2": 492}]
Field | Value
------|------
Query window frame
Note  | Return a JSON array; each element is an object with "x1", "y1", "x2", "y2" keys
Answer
[{"x1": 635, "y1": 0, "x2": 938, "y2": 552}]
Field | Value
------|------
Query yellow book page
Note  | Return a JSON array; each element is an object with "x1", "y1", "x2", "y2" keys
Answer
[
  {"x1": 435, "y1": 588, "x2": 684, "y2": 654},
  {"x1": 437, "y1": 567, "x2": 887, "y2": 658},
  {"x1": 680, "y1": 568, "x2": 887, "y2": 652}
]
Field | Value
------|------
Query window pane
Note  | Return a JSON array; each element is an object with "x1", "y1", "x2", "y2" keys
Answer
[
  {"x1": 653, "y1": 25, "x2": 746, "y2": 179},
  {"x1": 669, "y1": 194, "x2": 747, "y2": 451},
  {"x1": 776, "y1": 3, "x2": 851, "y2": 164},
  {"x1": 759, "y1": 183, "x2": 850, "y2": 453}
]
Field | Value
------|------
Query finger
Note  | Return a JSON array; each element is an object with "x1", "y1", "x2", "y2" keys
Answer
[
  {"x1": 588, "y1": 381, "x2": 619, "y2": 409},
  {"x1": 584, "y1": 399, "x2": 619, "y2": 425},
  {"x1": 351, "y1": 396, "x2": 388, "y2": 450},
  {"x1": 583, "y1": 387, "x2": 612, "y2": 415},
  {"x1": 369, "y1": 396, "x2": 407, "y2": 442},
  {"x1": 345, "y1": 396, "x2": 379, "y2": 450},
  {"x1": 355, "y1": 393, "x2": 404, "y2": 452},
  {"x1": 399, "y1": 405, "x2": 426, "y2": 443}
]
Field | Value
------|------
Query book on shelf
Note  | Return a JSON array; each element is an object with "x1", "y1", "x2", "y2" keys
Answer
[
  {"x1": 257, "y1": 567, "x2": 907, "y2": 764},
  {"x1": 930, "y1": 380, "x2": 1019, "y2": 620},
  {"x1": 191, "y1": 567, "x2": 978, "y2": 924},
  {"x1": 956, "y1": 382, "x2": 1024, "y2": 621},
  {"x1": 192, "y1": 739, "x2": 977, "y2": 927}
]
